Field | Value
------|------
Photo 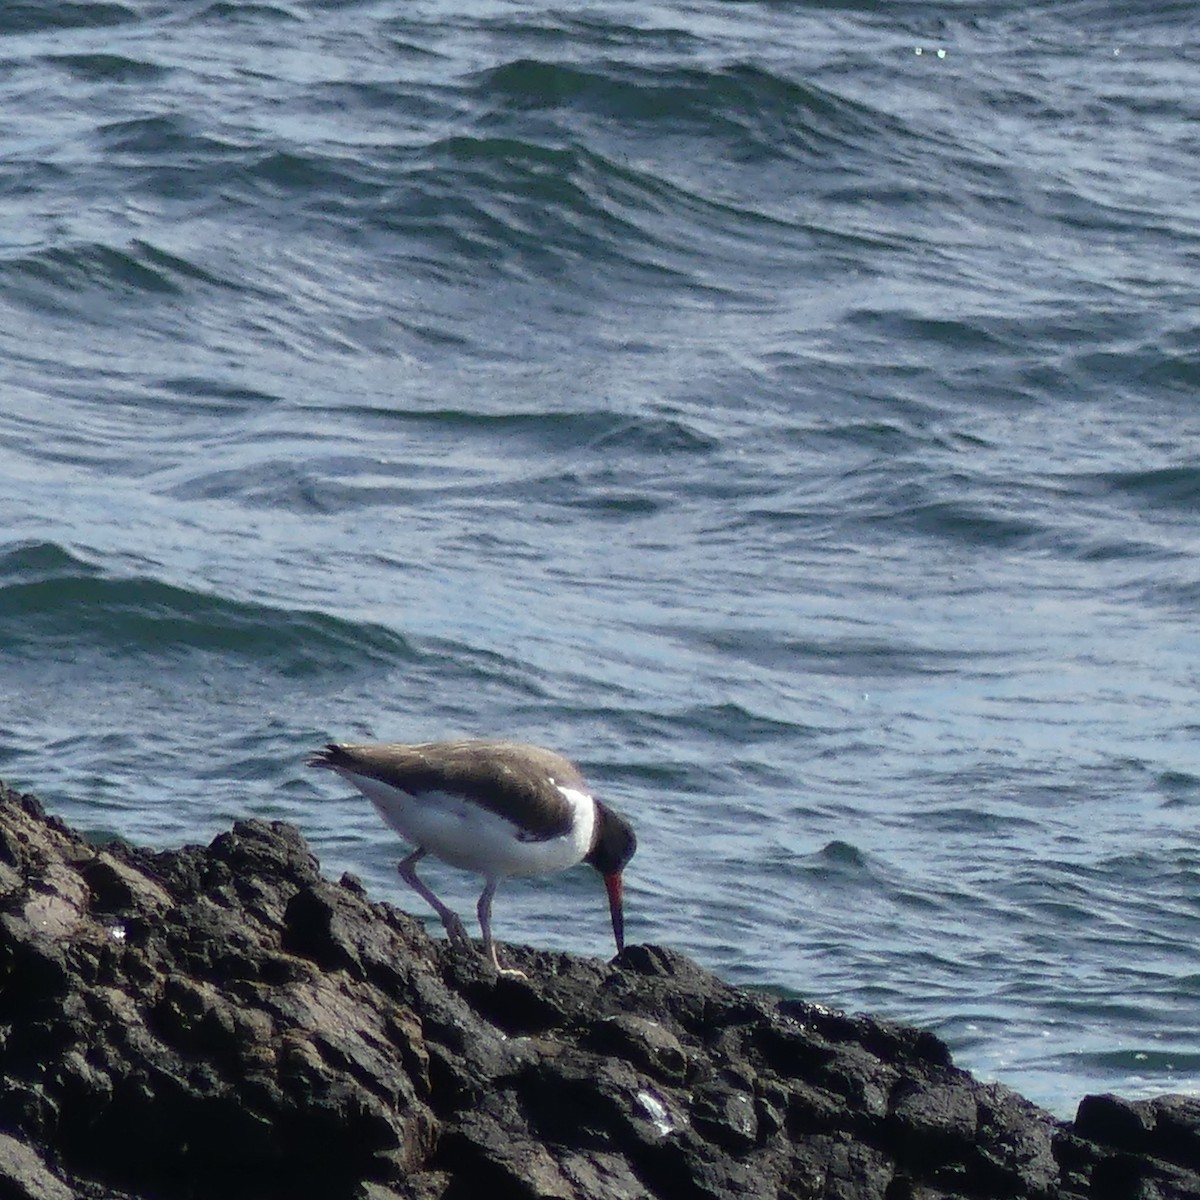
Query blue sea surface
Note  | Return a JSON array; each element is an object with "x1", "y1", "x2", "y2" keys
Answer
[{"x1": 4, "y1": 0, "x2": 1200, "y2": 1118}]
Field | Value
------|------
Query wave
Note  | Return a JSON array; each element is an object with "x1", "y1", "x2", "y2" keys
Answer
[
  {"x1": 0, "y1": 2, "x2": 136, "y2": 35},
  {"x1": 157, "y1": 404, "x2": 716, "y2": 514},
  {"x1": 47, "y1": 52, "x2": 166, "y2": 82},
  {"x1": 3, "y1": 238, "x2": 236, "y2": 298},
  {"x1": 0, "y1": 541, "x2": 413, "y2": 674},
  {"x1": 1075, "y1": 465, "x2": 1200, "y2": 513},
  {"x1": 477, "y1": 58, "x2": 908, "y2": 163}
]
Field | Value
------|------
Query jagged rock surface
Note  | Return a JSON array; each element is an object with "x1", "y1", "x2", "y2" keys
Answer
[{"x1": 2, "y1": 780, "x2": 1199, "y2": 1200}]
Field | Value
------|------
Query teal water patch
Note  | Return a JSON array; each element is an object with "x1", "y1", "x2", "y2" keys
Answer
[{"x1": 0, "y1": 540, "x2": 413, "y2": 676}]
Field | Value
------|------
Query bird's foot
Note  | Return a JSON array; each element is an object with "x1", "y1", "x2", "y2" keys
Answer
[
  {"x1": 485, "y1": 941, "x2": 527, "y2": 978},
  {"x1": 441, "y1": 912, "x2": 472, "y2": 949}
]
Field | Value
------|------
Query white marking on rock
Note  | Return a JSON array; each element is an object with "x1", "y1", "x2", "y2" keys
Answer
[{"x1": 636, "y1": 1088, "x2": 678, "y2": 1137}]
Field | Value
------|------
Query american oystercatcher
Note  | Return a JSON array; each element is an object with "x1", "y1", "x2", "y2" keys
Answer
[{"x1": 306, "y1": 739, "x2": 636, "y2": 976}]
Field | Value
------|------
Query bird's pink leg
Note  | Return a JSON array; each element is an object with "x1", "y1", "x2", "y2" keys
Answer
[
  {"x1": 398, "y1": 848, "x2": 470, "y2": 948},
  {"x1": 477, "y1": 878, "x2": 526, "y2": 978}
]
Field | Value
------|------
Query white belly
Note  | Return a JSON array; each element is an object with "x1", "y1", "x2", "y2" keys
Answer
[{"x1": 341, "y1": 771, "x2": 596, "y2": 879}]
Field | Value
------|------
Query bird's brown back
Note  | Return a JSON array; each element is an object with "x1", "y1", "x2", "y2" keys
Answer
[{"x1": 308, "y1": 740, "x2": 588, "y2": 840}]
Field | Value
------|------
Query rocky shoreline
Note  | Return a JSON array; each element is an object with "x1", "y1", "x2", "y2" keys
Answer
[{"x1": 1, "y1": 778, "x2": 1197, "y2": 1199}]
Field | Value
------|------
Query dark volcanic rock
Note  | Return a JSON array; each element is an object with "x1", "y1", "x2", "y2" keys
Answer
[{"x1": 2, "y1": 780, "x2": 1199, "y2": 1200}]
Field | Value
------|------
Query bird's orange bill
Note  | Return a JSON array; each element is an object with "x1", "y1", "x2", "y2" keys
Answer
[{"x1": 605, "y1": 871, "x2": 625, "y2": 953}]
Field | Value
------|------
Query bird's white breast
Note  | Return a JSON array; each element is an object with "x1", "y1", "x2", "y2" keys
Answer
[{"x1": 338, "y1": 770, "x2": 596, "y2": 879}]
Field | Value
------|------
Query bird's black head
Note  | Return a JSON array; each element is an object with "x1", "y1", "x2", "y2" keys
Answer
[
  {"x1": 586, "y1": 801, "x2": 636, "y2": 955},
  {"x1": 587, "y1": 800, "x2": 636, "y2": 875}
]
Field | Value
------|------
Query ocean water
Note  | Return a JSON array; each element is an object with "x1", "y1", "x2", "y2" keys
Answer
[{"x1": 3, "y1": 0, "x2": 1200, "y2": 1119}]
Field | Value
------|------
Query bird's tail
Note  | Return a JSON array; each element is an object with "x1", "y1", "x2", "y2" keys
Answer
[{"x1": 306, "y1": 743, "x2": 352, "y2": 770}]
